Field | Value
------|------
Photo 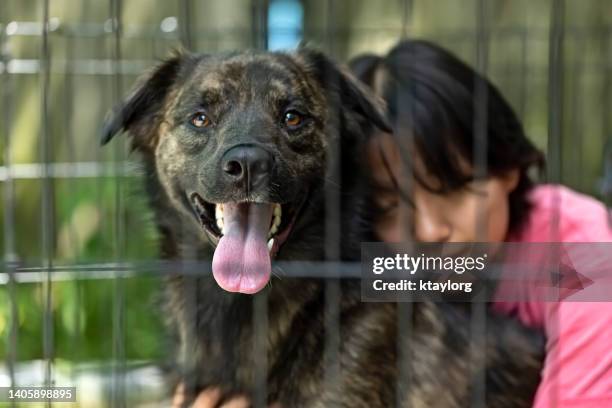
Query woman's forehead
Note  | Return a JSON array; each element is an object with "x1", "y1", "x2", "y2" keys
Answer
[{"x1": 367, "y1": 130, "x2": 478, "y2": 193}]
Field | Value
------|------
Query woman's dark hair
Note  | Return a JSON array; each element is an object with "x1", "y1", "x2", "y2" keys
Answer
[{"x1": 349, "y1": 39, "x2": 545, "y2": 234}]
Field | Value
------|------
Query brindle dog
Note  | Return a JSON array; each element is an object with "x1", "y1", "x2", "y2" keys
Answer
[{"x1": 101, "y1": 47, "x2": 543, "y2": 407}]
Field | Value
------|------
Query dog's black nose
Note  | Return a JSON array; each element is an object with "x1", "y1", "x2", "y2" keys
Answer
[{"x1": 222, "y1": 145, "x2": 272, "y2": 189}]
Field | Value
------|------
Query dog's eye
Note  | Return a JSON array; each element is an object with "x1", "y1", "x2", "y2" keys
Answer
[
  {"x1": 190, "y1": 112, "x2": 212, "y2": 128},
  {"x1": 284, "y1": 110, "x2": 304, "y2": 129}
]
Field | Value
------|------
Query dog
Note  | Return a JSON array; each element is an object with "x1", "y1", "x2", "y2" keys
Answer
[{"x1": 101, "y1": 46, "x2": 543, "y2": 407}]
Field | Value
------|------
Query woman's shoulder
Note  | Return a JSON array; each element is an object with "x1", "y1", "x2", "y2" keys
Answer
[
  {"x1": 496, "y1": 186, "x2": 612, "y2": 406},
  {"x1": 511, "y1": 184, "x2": 612, "y2": 242}
]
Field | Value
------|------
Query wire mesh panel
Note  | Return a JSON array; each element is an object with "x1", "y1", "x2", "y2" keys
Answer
[{"x1": 1, "y1": 0, "x2": 611, "y2": 407}]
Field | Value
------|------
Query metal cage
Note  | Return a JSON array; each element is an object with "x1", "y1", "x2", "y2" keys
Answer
[{"x1": 1, "y1": 0, "x2": 611, "y2": 407}]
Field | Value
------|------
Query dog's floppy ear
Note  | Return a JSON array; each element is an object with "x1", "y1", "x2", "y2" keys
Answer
[
  {"x1": 297, "y1": 46, "x2": 391, "y2": 134},
  {"x1": 100, "y1": 50, "x2": 187, "y2": 148}
]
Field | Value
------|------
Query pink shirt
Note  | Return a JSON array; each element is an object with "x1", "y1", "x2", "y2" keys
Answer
[{"x1": 493, "y1": 185, "x2": 612, "y2": 407}]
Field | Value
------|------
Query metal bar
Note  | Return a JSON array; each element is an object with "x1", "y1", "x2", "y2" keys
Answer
[
  {"x1": 5, "y1": 56, "x2": 608, "y2": 77},
  {"x1": 3, "y1": 20, "x2": 611, "y2": 41},
  {"x1": 395, "y1": 302, "x2": 412, "y2": 408},
  {"x1": 109, "y1": 0, "x2": 126, "y2": 406},
  {"x1": 473, "y1": 0, "x2": 489, "y2": 241},
  {"x1": 252, "y1": 2, "x2": 271, "y2": 405},
  {"x1": 253, "y1": 0, "x2": 269, "y2": 50},
  {"x1": 179, "y1": 0, "x2": 193, "y2": 50},
  {"x1": 0, "y1": 161, "x2": 134, "y2": 181},
  {"x1": 471, "y1": 1, "x2": 489, "y2": 406},
  {"x1": 395, "y1": 2, "x2": 415, "y2": 404},
  {"x1": 0, "y1": 10, "x2": 17, "y2": 263},
  {"x1": 2, "y1": 20, "x2": 289, "y2": 40},
  {"x1": 548, "y1": 0, "x2": 565, "y2": 187},
  {"x1": 600, "y1": 24, "x2": 612, "y2": 214},
  {"x1": 176, "y1": 2, "x2": 200, "y2": 398},
  {"x1": 0, "y1": 260, "x2": 364, "y2": 281},
  {"x1": 40, "y1": 1, "x2": 55, "y2": 406},
  {"x1": 569, "y1": 52, "x2": 584, "y2": 189},
  {"x1": 0, "y1": 58, "x2": 157, "y2": 75},
  {"x1": 399, "y1": 0, "x2": 412, "y2": 39},
  {"x1": 252, "y1": 293, "x2": 269, "y2": 408},
  {"x1": 518, "y1": 27, "x2": 528, "y2": 119},
  {"x1": 322, "y1": 0, "x2": 342, "y2": 398},
  {"x1": 1, "y1": 5, "x2": 19, "y2": 404},
  {"x1": 63, "y1": 9, "x2": 83, "y2": 383},
  {"x1": 546, "y1": 1, "x2": 565, "y2": 405},
  {"x1": 3, "y1": 19, "x2": 177, "y2": 39}
]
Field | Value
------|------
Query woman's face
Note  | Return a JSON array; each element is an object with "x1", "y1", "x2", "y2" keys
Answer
[{"x1": 367, "y1": 133, "x2": 519, "y2": 243}]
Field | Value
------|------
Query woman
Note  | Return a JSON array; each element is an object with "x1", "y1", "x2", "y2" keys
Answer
[{"x1": 352, "y1": 40, "x2": 612, "y2": 408}]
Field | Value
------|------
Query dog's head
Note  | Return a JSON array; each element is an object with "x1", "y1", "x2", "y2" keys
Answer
[{"x1": 102, "y1": 47, "x2": 390, "y2": 294}]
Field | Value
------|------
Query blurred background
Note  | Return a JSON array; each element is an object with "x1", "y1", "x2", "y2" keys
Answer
[{"x1": 1, "y1": 0, "x2": 611, "y2": 406}]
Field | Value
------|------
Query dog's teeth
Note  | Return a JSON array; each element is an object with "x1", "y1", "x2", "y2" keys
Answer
[
  {"x1": 267, "y1": 238, "x2": 274, "y2": 252},
  {"x1": 270, "y1": 224, "x2": 278, "y2": 236},
  {"x1": 271, "y1": 204, "x2": 282, "y2": 230},
  {"x1": 215, "y1": 205, "x2": 224, "y2": 234},
  {"x1": 272, "y1": 215, "x2": 281, "y2": 228},
  {"x1": 215, "y1": 205, "x2": 223, "y2": 221},
  {"x1": 216, "y1": 218, "x2": 224, "y2": 233}
]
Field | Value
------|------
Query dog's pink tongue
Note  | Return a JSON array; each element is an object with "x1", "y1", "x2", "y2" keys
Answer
[{"x1": 212, "y1": 202, "x2": 273, "y2": 294}]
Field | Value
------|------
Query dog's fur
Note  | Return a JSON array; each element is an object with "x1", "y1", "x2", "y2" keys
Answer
[{"x1": 102, "y1": 47, "x2": 543, "y2": 407}]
